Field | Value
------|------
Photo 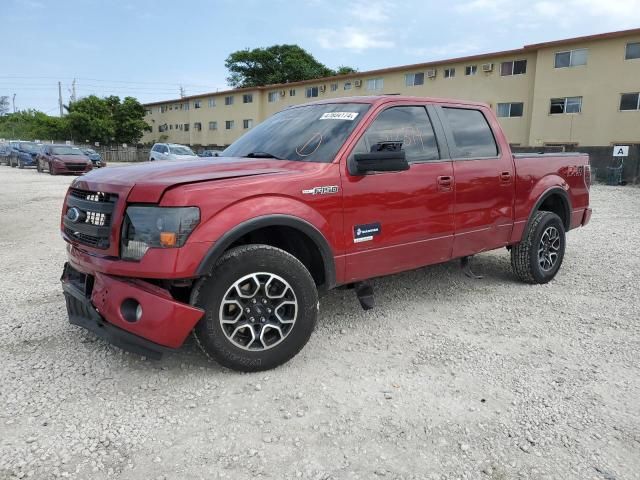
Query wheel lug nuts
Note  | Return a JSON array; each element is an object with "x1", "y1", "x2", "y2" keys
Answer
[
  {"x1": 252, "y1": 299, "x2": 257, "y2": 304},
  {"x1": 262, "y1": 299, "x2": 267, "y2": 304},
  {"x1": 260, "y1": 317, "x2": 266, "y2": 323},
  {"x1": 250, "y1": 317, "x2": 255, "y2": 322},
  {"x1": 245, "y1": 308, "x2": 251, "y2": 313},
  {"x1": 267, "y1": 308, "x2": 272, "y2": 313}
]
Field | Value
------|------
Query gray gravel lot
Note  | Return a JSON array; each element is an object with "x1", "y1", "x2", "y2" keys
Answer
[{"x1": 0, "y1": 165, "x2": 638, "y2": 480}]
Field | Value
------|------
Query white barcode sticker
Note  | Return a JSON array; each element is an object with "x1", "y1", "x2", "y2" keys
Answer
[{"x1": 319, "y1": 112, "x2": 359, "y2": 120}]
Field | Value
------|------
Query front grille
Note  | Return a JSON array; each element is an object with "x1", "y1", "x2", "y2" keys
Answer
[
  {"x1": 66, "y1": 163, "x2": 89, "y2": 172},
  {"x1": 63, "y1": 188, "x2": 118, "y2": 249}
]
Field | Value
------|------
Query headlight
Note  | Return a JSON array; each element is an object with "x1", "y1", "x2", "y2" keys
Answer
[{"x1": 121, "y1": 206, "x2": 200, "y2": 260}]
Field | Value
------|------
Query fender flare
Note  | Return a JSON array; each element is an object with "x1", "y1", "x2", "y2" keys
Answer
[
  {"x1": 527, "y1": 186, "x2": 572, "y2": 231},
  {"x1": 194, "y1": 214, "x2": 337, "y2": 288}
]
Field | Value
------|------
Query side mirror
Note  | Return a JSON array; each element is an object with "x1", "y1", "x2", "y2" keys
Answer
[{"x1": 350, "y1": 150, "x2": 409, "y2": 175}]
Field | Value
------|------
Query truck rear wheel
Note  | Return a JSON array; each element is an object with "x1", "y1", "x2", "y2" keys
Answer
[
  {"x1": 511, "y1": 211, "x2": 565, "y2": 284},
  {"x1": 192, "y1": 244, "x2": 318, "y2": 372}
]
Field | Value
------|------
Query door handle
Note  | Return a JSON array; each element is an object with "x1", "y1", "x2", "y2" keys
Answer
[
  {"x1": 500, "y1": 171, "x2": 512, "y2": 183},
  {"x1": 437, "y1": 175, "x2": 453, "y2": 191}
]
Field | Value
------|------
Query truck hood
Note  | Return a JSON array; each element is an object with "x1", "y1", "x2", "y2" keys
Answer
[
  {"x1": 72, "y1": 157, "x2": 316, "y2": 203},
  {"x1": 53, "y1": 155, "x2": 91, "y2": 163}
]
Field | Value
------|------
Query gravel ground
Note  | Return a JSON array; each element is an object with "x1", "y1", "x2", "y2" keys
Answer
[{"x1": 0, "y1": 165, "x2": 638, "y2": 480}]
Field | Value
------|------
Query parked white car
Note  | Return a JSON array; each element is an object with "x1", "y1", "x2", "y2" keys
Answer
[{"x1": 149, "y1": 143, "x2": 198, "y2": 161}]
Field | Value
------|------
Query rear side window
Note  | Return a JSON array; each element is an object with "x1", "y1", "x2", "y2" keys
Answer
[
  {"x1": 352, "y1": 106, "x2": 439, "y2": 162},
  {"x1": 442, "y1": 107, "x2": 498, "y2": 158}
]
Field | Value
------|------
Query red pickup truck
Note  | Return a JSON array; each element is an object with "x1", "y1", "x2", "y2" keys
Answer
[{"x1": 60, "y1": 96, "x2": 591, "y2": 371}]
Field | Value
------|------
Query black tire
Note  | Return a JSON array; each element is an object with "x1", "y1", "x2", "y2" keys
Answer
[
  {"x1": 18, "y1": 159, "x2": 24, "y2": 169},
  {"x1": 511, "y1": 211, "x2": 566, "y2": 284},
  {"x1": 192, "y1": 244, "x2": 319, "y2": 372},
  {"x1": 36, "y1": 161, "x2": 41, "y2": 173},
  {"x1": 49, "y1": 163, "x2": 56, "y2": 175}
]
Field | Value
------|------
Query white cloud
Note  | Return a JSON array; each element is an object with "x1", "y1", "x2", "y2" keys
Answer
[
  {"x1": 347, "y1": 0, "x2": 396, "y2": 22},
  {"x1": 315, "y1": 27, "x2": 395, "y2": 52},
  {"x1": 406, "y1": 40, "x2": 484, "y2": 59}
]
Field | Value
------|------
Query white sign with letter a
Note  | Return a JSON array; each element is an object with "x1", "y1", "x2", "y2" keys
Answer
[{"x1": 613, "y1": 145, "x2": 629, "y2": 157}]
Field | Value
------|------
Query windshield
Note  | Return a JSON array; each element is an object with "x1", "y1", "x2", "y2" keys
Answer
[
  {"x1": 169, "y1": 146, "x2": 195, "y2": 155},
  {"x1": 221, "y1": 103, "x2": 371, "y2": 163},
  {"x1": 21, "y1": 142, "x2": 39, "y2": 152},
  {"x1": 84, "y1": 149, "x2": 96, "y2": 154},
  {"x1": 52, "y1": 146, "x2": 83, "y2": 155}
]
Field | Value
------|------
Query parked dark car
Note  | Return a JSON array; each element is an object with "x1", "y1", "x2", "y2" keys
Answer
[
  {"x1": 0, "y1": 142, "x2": 11, "y2": 165},
  {"x1": 37, "y1": 144, "x2": 93, "y2": 175},
  {"x1": 15, "y1": 142, "x2": 41, "y2": 169},
  {"x1": 82, "y1": 148, "x2": 106, "y2": 168},
  {"x1": 198, "y1": 149, "x2": 220, "y2": 157}
]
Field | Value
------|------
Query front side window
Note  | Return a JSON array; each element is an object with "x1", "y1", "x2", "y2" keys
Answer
[
  {"x1": 405, "y1": 72, "x2": 424, "y2": 86},
  {"x1": 169, "y1": 146, "x2": 194, "y2": 155},
  {"x1": 496, "y1": 102, "x2": 524, "y2": 118},
  {"x1": 620, "y1": 92, "x2": 640, "y2": 111},
  {"x1": 221, "y1": 103, "x2": 370, "y2": 163},
  {"x1": 225, "y1": 96, "x2": 234, "y2": 106},
  {"x1": 442, "y1": 107, "x2": 498, "y2": 158},
  {"x1": 549, "y1": 96, "x2": 582, "y2": 114},
  {"x1": 554, "y1": 49, "x2": 588, "y2": 68},
  {"x1": 501, "y1": 59, "x2": 527, "y2": 76},
  {"x1": 351, "y1": 106, "x2": 439, "y2": 163},
  {"x1": 625, "y1": 42, "x2": 640, "y2": 60},
  {"x1": 366, "y1": 78, "x2": 384, "y2": 91},
  {"x1": 306, "y1": 86, "x2": 319, "y2": 98}
]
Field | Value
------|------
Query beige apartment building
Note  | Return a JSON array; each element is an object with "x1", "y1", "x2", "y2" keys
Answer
[{"x1": 142, "y1": 28, "x2": 640, "y2": 148}]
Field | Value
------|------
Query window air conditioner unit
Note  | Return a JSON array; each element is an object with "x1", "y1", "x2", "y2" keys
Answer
[
  {"x1": 482, "y1": 63, "x2": 494, "y2": 72},
  {"x1": 280, "y1": 90, "x2": 286, "y2": 97},
  {"x1": 354, "y1": 79, "x2": 362, "y2": 87},
  {"x1": 319, "y1": 85, "x2": 326, "y2": 93},
  {"x1": 426, "y1": 69, "x2": 437, "y2": 78}
]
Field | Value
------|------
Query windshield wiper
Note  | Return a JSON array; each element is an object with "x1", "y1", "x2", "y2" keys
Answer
[{"x1": 243, "y1": 151, "x2": 282, "y2": 160}]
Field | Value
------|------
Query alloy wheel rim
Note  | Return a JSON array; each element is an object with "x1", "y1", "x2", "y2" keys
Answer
[
  {"x1": 219, "y1": 272, "x2": 298, "y2": 351},
  {"x1": 538, "y1": 226, "x2": 561, "y2": 271}
]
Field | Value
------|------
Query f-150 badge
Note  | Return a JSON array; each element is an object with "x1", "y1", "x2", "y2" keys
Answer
[{"x1": 301, "y1": 185, "x2": 339, "y2": 195}]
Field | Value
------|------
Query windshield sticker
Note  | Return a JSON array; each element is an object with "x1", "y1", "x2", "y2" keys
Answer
[{"x1": 319, "y1": 112, "x2": 359, "y2": 121}]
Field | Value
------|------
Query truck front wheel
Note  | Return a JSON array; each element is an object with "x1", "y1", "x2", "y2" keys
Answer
[
  {"x1": 192, "y1": 244, "x2": 319, "y2": 372},
  {"x1": 511, "y1": 211, "x2": 566, "y2": 284}
]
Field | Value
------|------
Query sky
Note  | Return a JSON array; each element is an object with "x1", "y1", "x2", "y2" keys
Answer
[{"x1": 1, "y1": 0, "x2": 639, "y2": 114}]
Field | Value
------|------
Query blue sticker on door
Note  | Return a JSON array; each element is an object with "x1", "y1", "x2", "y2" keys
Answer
[{"x1": 353, "y1": 223, "x2": 381, "y2": 243}]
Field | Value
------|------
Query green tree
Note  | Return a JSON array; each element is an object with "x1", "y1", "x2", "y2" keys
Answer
[
  {"x1": 66, "y1": 95, "x2": 150, "y2": 144},
  {"x1": 0, "y1": 96, "x2": 9, "y2": 116},
  {"x1": 225, "y1": 44, "x2": 356, "y2": 88},
  {"x1": 0, "y1": 110, "x2": 67, "y2": 140}
]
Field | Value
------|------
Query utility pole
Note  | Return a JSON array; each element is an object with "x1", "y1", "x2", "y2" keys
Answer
[
  {"x1": 12, "y1": 93, "x2": 16, "y2": 113},
  {"x1": 179, "y1": 85, "x2": 186, "y2": 98},
  {"x1": 69, "y1": 78, "x2": 77, "y2": 103},
  {"x1": 58, "y1": 82, "x2": 64, "y2": 116}
]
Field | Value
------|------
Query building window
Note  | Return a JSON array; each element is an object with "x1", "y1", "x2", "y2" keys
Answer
[
  {"x1": 268, "y1": 91, "x2": 279, "y2": 102},
  {"x1": 208, "y1": 98, "x2": 216, "y2": 107},
  {"x1": 497, "y1": 102, "x2": 524, "y2": 117},
  {"x1": 330, "y1": 83, "x2": 338, "y2": 92},
  {"x1": 243, "y1": 94, "x2": 253, "y2": 104},
  {"x1": 549, "y1": 96, "x2": 582, "y2": 114},
  {"x1": 194, "y1": 122, "x2": 202, "y2": 131},
  {"x1": 444, "y1": 68, "x2": 456, "y2": 78},
  {"x1": 194, "y1": 100, "x2": 201, "y2": 109},
  {"x1": 169, "y1": 125, "x2": 172, "y2": 130},
  {"x1": 184, "y1": 102, "x2": 190, "y2": 111},
  {"x1": 554, "y1": 49, "x2": 588, "y2": 68},
  {"x1": 209, "y1": 121, "x2": 218, "y2": 130},
  {"x1": 625, "y1": 42, "x2": 640, "y2": 60},
  {"x1": 405, "y1": 72, "x2": 424, "y2": 86},
  {"x1": 366, "y1": 78, "x2": 384, "y2": 91},
  {"x1": 344, "y1": 82, "x2": 352, "y2": 90},
  {"x1": 184, "y1": 123, "x2": 190, "y2": 131},
  {"x1": 225, "y1": 120, "x2": 234, "y2": 130},
  {"x1": 225, "y1": 96, "x2": 234, "y2": 106},
  {"x1": 620, "y1": 92, "x2": 640, "y2": 111},
  {"x1": 243, "y1": 119, "x2": 253, "y2": 129},
  {"x1": 465, "y1": 65, "x2": 477, "y2": 76},
  {"x1": 501, "y1": 59, "x2": 527, "y2": 76},
  {"x1": 289, "y1": 89, "x2": 296, "y2": 96},
  {"x1": 306, "y1": 86, "x2": 319, "y2": 98},
  {"x1": 160, "y1": 106, "x2": 166, "y2": 113}
]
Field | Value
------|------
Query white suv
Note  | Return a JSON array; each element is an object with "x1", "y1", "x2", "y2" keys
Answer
[{"x1": 149, "y1": 143, "x2": 198, "y2": 161}]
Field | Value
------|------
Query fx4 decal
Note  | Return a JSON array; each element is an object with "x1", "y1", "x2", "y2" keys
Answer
[{"x1": 302, "y1": 185, "x2": 339, "y2": 195}]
